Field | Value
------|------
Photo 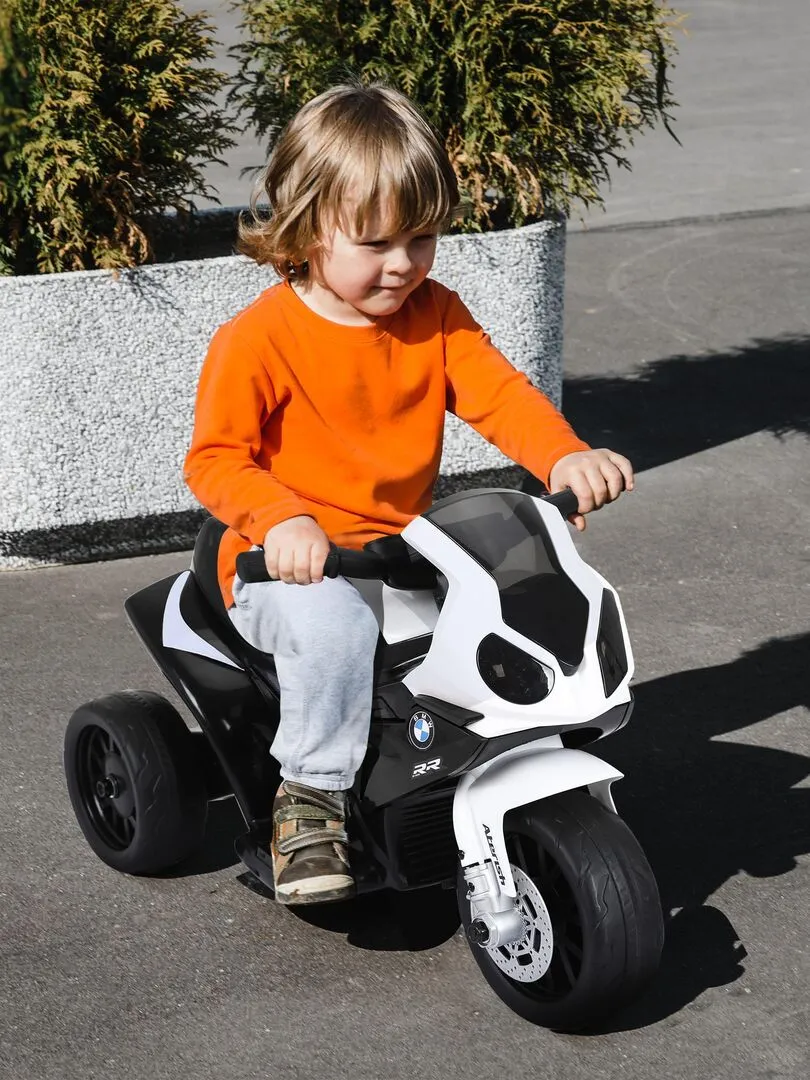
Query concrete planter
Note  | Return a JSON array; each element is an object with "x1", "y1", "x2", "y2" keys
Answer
[{"x1": 0, "y1": 219, "x2": 565, "y2": 568}]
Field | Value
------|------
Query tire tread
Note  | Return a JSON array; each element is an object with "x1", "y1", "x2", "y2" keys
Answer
[
  {"x1": 64, "y1": 691, "x2": 208, "y2": 874},
  {"x1": 459, "y1": 790, "x2": 663, "y2": 1031}
]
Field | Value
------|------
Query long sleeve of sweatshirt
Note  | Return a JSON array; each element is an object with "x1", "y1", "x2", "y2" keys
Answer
[
  {"x1": 183, "y1": 322, "x2": 310, "y2": 545},
  {"x1": 442, "y1": 289, "x2": 589, "y2": 486}
]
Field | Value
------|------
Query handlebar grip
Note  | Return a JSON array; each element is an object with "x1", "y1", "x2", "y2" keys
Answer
[
  {"x1": 542, "y1": 488, "x2": 580, "y2": 518},
  {"x1": 323, "y1": 546, "x2": 385, "y2": 579},
  {"x1": 235, "y1": 550, "x2": 271, "y2": 583},
  {"x1": 322, "y1": 549, "x2": 340, "y2": 579},
  {"x1": 235, "y1": 544, "x2": 386, "y2": 584}
]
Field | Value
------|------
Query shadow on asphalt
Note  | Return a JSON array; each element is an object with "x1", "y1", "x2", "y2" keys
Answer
[
  {"x1": 585, "y1": 905, "x2": 749, "y2": 1036},
  {"x1": 563, "y1": 334, "x2": 810, "y2": 470},
  {"x1": 286, "y1": 885, "x2": 462, "y2": 952},
  {"x1": 596, "y1": 630, "x2": 810, "y2": 1032},
  {"x1": 164, "y1": 794, "x2": 463, "y2": 949},
  {"x1": 164, "y1": 796, "x2": 244, "y2": 876}
]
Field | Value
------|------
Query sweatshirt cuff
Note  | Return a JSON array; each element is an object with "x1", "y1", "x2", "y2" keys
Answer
[
  {"x1": 245, "y1": 496, "x2": 312, "y2": 546},
  {"x1": 536, "y1": 439, "x2": 591, "y2": 491}
]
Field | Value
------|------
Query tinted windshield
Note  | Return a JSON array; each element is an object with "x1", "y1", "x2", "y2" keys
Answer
[{"x1": 425, "y1": 490, "x2": 588, "y2": 672}]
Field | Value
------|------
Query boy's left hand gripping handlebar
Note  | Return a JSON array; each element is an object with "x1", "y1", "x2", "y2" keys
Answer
[{"x1": 235, "y1": 544, "x2": 385, "y2": 584}]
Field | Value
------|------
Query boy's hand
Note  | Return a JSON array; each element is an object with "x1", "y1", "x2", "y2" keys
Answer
[
  {"x1": 263, "y1": 516, "x2": 331, "y2": 584},
  {"x1": 548, "y1": 449, "x2": 634, "y2": 532}
]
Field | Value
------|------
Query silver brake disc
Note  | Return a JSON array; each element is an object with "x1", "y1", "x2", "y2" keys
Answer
[{"x1": 486, "y1": 864, "x2": 554, "y2": 982}]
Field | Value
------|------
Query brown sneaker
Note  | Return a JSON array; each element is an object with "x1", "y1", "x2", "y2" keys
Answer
[{"x1": 270, "y1": 780, "x2": 355, "y2": 905}]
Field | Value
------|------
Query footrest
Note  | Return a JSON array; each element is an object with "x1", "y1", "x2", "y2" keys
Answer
[{"x1": 235, "y1": 832, "x2": 275, "y2": 898}]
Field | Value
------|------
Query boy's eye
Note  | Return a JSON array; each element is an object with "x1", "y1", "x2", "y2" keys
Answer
[{"x1": 361, "y1": 233, "x2": 436, "y2": 248}]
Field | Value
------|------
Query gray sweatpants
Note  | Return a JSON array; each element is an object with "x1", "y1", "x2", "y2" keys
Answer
[{"x1": 229, "y1": 574, "x2": 380, "y2": 791}]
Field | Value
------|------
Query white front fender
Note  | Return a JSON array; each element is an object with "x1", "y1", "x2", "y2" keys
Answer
[{"x1": 453, "y1": 740, "x2": 623, "y2": 899}]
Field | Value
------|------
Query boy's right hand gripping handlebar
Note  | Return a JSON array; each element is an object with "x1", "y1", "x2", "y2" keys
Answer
[
  {"x1": 235, "y1": 544, "x2": 385, "y2": 584},
  {"x1": 233, "y1": 489, "x2": 580, "y2": 585}
]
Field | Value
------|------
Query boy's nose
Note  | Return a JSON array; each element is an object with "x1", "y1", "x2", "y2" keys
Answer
[{"x1": 384, "y1": 245, "x2": 413, "y2": 275}]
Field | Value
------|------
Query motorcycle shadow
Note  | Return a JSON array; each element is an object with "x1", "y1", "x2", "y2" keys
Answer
[
  {"x1": 591, "y1": 630, "x2": 809, "y2": 1033},
  {"x1": 582, "y1": 904, "x2": 747, "y2": 1035},
  {"x1": 282, "y1": 883, "x2": 462, "y2": 952},
  {"x1": 163, "y1": 795, "x2": 245, "y2": 877},
  {"x1": 173, "y1": 804, "x2": 462, "y2": 950}
]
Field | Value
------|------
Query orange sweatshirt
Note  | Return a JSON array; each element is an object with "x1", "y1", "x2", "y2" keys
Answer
[{"x1": 184, "y1": 278, "x2": 589, "y2": 607}]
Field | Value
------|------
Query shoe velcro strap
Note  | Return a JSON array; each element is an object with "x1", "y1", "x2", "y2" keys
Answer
[
  {"x1": 277, "y1": 827, "x2": 349, "y2": 855},
  {"x1": 283, "y1": 781, "x2": 346, "y2": 816},
  {"x1": 275, "y1": 804, "x2": 334, "y2": 825}
]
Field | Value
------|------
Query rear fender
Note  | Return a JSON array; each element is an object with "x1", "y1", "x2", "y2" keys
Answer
[
  {"x1": 125, "y1": 571, "x2": 279, "y2": 828},
  {"x1": 453, "y1": 739, "x2": 623, "y2": 899}
]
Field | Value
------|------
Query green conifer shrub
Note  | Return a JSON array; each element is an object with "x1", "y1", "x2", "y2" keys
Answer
[
  {"x1": 0, "y1": 0, "x2": 234, "y2": 275},
  {"x1": 232, "y1": 0, "x2": 680, "y2": 229}
]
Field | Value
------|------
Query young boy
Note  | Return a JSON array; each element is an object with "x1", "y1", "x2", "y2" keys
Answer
[{"x1": 184, "y1": 83, "x2": 633, "y2": 905}]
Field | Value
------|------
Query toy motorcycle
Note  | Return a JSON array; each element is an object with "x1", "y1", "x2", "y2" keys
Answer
[{"x1": 64, "y1": 486, "x2": 664, "y2": 1031}]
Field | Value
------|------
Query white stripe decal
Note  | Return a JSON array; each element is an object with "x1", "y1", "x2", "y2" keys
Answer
[{"x1": 162, "y1": 572, "x2": 242, "y2": 670}]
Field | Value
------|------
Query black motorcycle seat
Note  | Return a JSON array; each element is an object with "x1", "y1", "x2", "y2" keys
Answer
[
  {"x1": 191, "y1": 518, "x2": 282, "y2": 689},
  {"x1": 192, "y1": 516, "x2": 230, "y2": 619}
]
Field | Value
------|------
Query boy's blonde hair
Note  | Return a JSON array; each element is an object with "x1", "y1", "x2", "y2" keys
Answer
[{"x1": 238, "y1": 83, "x2": 459, "y2": 278}]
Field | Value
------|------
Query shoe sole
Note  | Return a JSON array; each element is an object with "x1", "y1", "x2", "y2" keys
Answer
[{"x1": 275, "y1": 874, "x2": 355, "y2": 906}]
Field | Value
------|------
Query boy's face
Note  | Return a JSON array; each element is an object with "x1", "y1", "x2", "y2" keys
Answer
[{"x1": 306, "y1": 209, "x2": 438, "y2": 325}]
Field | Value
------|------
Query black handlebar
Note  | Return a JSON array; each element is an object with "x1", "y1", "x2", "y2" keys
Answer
[
  {"x1": 234, "y1": 488, "x2": 581, "y2": 584},
  {"x1": 542, "y1": 487, "x2": 580, "y2": 518},
  {"x1": 235, "y1": 543, "x2": 386, "y2": 584},
  {"x1": 322, "y1": 546, "x2": 385, "y2": 580},
  {"x1": 233, "y1": 552, "x2": 269, "y2": 583}
]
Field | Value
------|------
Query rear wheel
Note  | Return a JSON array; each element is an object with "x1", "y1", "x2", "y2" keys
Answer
[
  {"x1": 64, "y1": 691, "x2": 208, "y2": 874},
  {"x1": 458, "y1": 790, "x2": 664, "y2": 1031}
]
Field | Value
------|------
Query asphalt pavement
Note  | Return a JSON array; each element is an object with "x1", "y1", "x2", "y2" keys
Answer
[{"x1": 1, "y1": 3, "x2": 809, "y2": 1079}]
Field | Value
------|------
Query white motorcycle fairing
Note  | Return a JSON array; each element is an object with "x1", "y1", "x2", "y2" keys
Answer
[
  {"x1": 400, "y1": 493, "x2": 634, "y2": 739},
  {"x1": 394, "y1": 490, "x2": 630, "y2": 935},
  {"x1": 452, "y1": 737, "x2": 622, "y2": 901}
]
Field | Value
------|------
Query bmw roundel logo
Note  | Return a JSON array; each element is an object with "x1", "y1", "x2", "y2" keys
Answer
[{"x1": 408, "y1": 711, "x2": 435, "y2": 749}]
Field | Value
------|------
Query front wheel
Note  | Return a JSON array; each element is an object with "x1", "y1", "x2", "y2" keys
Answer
[{"x1": 458, "y1": 790, "x2": 664, "y2": 1031}]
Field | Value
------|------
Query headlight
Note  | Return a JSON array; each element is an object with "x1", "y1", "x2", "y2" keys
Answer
[
  {"x1": 477, "y1": 634, "x2": 553, "y2": 705},
  {"x1": 597, "y1": 589, "x2": 628, "y2": 697}
]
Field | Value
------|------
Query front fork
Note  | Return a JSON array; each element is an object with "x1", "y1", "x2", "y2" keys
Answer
[{"x1": 453, "y1": 737, "x2": 623, "y2": 947}]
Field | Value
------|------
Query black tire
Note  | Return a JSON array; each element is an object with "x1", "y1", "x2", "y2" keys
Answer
[
  {"x1": 458, "y1": 790, "x2": 664, "y2": 1031},
  {"x1": 64, "y1": 690, "x2": 208, "y2": 874}
]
